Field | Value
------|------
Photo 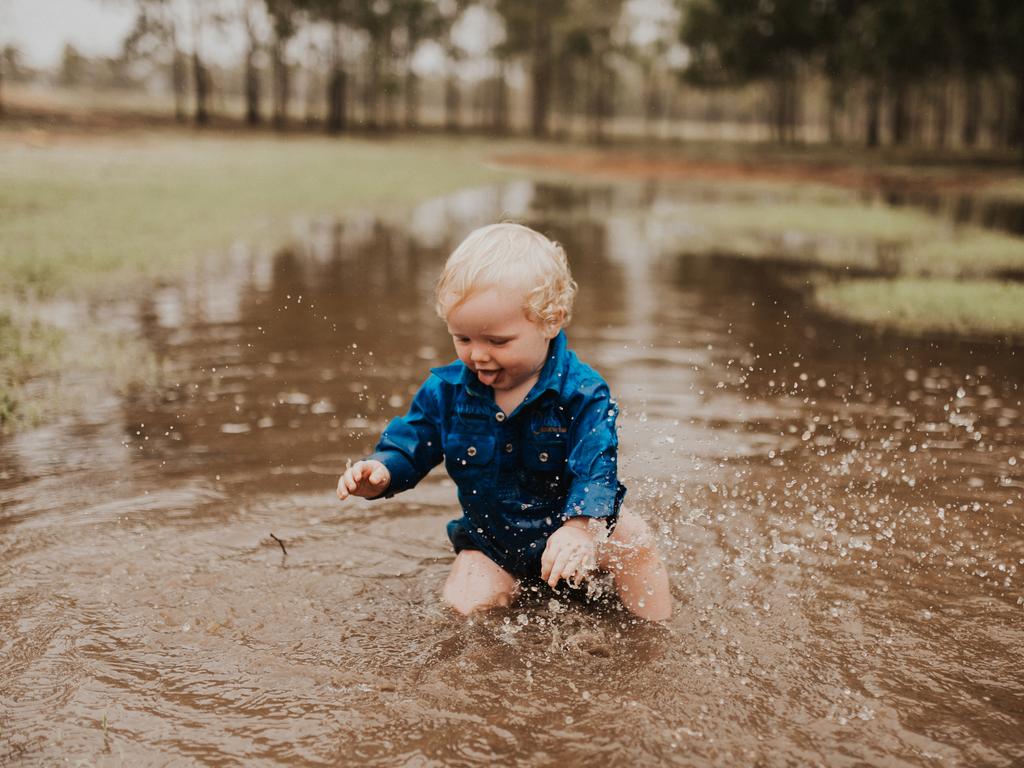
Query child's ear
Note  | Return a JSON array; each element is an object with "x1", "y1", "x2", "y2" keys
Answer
[{"x1": 544, "y1": 310, "x2": 566, "y2": 339}]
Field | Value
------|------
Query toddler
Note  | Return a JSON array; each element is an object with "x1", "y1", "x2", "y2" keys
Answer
[{"x1": 337, "y1": 223, "x2": 672, "y2": 621}]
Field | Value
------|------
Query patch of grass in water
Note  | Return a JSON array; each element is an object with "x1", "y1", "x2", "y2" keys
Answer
[
  {"x1": 0, "y1": 310, "x2": 63, "y2": 429},
  {"x1": 813, "y1": 278, "x2": 1024, "y2": 339},
  {"x1": 902, "y1": 229, "x2": 1024, "y2": 277},
  {"x1": 659, "y1": 195, "x2": 1024, "y2": 336}
]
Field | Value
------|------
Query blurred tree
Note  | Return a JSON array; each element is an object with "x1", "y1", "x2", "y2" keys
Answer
[
  {"x1": 620, "y1": 0, "x2": 683, "y2": 140},
  {"x1": 396, "y1": 0, "x2": 436, "y2": 129},
  {"x1": 495, "y1": 0, "x2": 572, "y2": 138},
  {"x1": 0, "y1": 45, "x2": 23, "y2": 116},
  {"x1": 996, "y1": 0, "x2": 1024, "y2": 155},
  {"x1": 266, "y1": 0, "x2": 298, "y2": 128},
  {"x1": 352, "y1": 0, "x2": 398, "y2": 130},
  {"x1": 294, "y1": 0, "x2": 353, "y2": 133},
  {"x1": 439, "y1": 0, "x2": 469, "y2": 132},
  {"x1": 188, "y1": 0, "x2": 215, "y2": 125},
  {"x1": 58, "y1": 44, "x2": 87, "y2": 87},
  {"x1": 682, "y1": 0, "x2": 836, "y2": 142},
  {"x1": 568, "y1": 0, "x2": 625, "y2": 142},
  {"x1": 122, "y1": 0, "x2": 190, "y2": 122},
  {"x1": 240, "y1": 0, "x2": 268, "y2": 125}
]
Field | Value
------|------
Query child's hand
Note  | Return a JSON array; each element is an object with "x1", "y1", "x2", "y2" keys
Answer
[
  {"x1": 337, "y1": 460, "x2": 391, "y2": 500},
  {"x1": 541, "y1": 520, "x2": 598, "y2": 589}
]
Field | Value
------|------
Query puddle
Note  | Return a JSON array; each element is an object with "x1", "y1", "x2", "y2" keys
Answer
[{"x1": 1, "y1": 180, "x2": 1022, "y2": 766}]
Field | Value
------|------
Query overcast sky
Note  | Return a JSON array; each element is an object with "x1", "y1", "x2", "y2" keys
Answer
[
  {"x1": 2, "y1": 0, "x2": 138, "y2": 67},
  {"x1": 1, "y1": 0, "x2": 682, "y2": 71}
]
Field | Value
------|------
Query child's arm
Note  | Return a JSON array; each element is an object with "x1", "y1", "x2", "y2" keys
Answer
[
  {"x1": 336, "y1": 376, "x2": 444, "y2": 501},
  {"x1": 542, "y1": 380, "x2": 622, "y2": 587}
]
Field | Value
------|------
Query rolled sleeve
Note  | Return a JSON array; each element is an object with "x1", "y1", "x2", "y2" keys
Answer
[
  {"x1": 365, "y1": 377, "x2": 444, "y2": 497},
  {"x1": 563, "y1": 382, "x2": 625, "y2": 521}
]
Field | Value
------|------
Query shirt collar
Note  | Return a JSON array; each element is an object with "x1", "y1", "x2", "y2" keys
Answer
[{"x1": 429, "y1": 331, "x2": 569, "y2": 402}]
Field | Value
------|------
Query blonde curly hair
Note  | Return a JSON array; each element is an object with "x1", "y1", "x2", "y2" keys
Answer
[{"x1": 435, "y1": 223, "x2": 577, "y2": 330}]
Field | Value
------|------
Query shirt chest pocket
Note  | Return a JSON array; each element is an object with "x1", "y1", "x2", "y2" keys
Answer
[
  {"x1": 444, "y1": 434, "x2": 495, "y2": 481},
  {"x1": 519, "y1": 438, "x2": 569, "y2": 499}
]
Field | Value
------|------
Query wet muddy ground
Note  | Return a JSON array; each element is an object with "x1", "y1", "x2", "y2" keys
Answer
[{"x1": 1, "y1": 180, "x2": 1022, "y2": 766}]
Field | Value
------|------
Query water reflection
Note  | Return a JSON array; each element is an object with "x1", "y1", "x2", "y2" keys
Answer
[{"x1": 0, "y1": 180, "x2": 1022, "y2": 766}]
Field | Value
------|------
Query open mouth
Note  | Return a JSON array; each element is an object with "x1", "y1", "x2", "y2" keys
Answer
[{"x1": 476, "y1": 368, "x2": 501, "y2": 387}]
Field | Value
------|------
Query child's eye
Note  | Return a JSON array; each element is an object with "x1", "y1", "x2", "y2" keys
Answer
[
  {"x1": 454, "y1": 336, "x2": 470, "y2": 344},
  {"x1": 490, "y1": 339, "x2": 509, "y2": 347}
]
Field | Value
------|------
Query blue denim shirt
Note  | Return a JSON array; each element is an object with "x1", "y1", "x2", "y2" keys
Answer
[{"x1": 367, "y1": 331, "x2": 626, "y2": 574}]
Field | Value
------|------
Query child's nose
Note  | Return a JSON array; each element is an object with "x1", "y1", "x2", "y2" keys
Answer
[{"x1": 470, "y1": 346, "x2": 490, "y2": 362}]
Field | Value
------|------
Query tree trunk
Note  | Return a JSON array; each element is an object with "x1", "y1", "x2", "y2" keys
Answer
[
  {"x1": 325, "y1": 67, "x2": 345, "y2": 134},
  {"x1": 826, "y1": 77, "x2": 843, "y2": 144},
  {"x1": 642, "y1": 61, "x2": 656, "y2": 140},
  {"x1": 168, "y1": 49, "x2": 184, "y2": 122},
  {"x1": 192, "y1": 52, "x2": 209, "y2": 125},
  {"x1": 272, "y1": 39, "x2": 288, "y2": 129},
  {"x1": 993, "y1": 79, "x2": 1009, "y2": 147},
  {"x1": 787, "y1": 72, "x2": 801, "y2": 142},
  {"x1": 492, "y1": 63, "x2": 508, "y2": 134},
  {"x1": 589, "y1": 61, "x2": 612, "y2": 143},
  {"x1": 934, "y1": 80, "x2": 949, "y2": 149},
  {"x1": 362, "y1": 39, "x2": 382, "y2": 130},
  {"x1": 866, "y1": 79, "x2": 882, "y2": 148},
  {"x1": 244, "y1": 46, "x2": 260, "y2": 125},
  {"x1": 444, "y1": 70, "x2": 459, "y2": 132},
  {"x1": 530, "y1": 1, "x2": 552, "y2": 138},
  {"x1": 890, "y1": 78, "x2": 908, "y2": 145},
  {"x1": 554, "y1": 51, "x2": 574, "y2": 140},
  {"x1": 404, "y1": 16, "x2": 420, "y2": 130},
  {"x1": 326, "y1": 22, "x2": 345, "y2": 133},
  {"x1": 404, "y1": 62, "x2": 419, "y2": 130},
  {"x1": 1014, "y1": 59, "x2": 1024, "y2": 161},
  {"x1": 769, "y1": 76, "x2": 785, "y2": 142},
  {"x1": 303, "y1": 69, "x2": 317, "y2": 127},
  {"x1": 962, "y1": 74, "x2": 981, "y2": 147}
]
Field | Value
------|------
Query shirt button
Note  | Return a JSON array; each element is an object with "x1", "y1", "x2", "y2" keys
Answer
[
  {"x1": 467, "y1": 446, "x2": 477, "y2": 457},
  {"x1": 495, "y1": 412, "x2": 506, "y2": 422},
  {"x1": 504, "y1": 443, "x2": 514, "y2": 453},
  {"x1": 538, "y1": 451, "x2": 549, "y2": 462}
]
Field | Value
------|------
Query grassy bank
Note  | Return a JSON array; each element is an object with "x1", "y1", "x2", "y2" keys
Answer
[
  {"x1": 2, "y1": 126, "x2": 1023, "y2": 430},
  {"x1": 1, "y1": 133, "x2": 515, "y2": 297},
  {"x1": 500, "y1": 143, "x2": 1024, "y2": 336},
  {"x1": 652, "y1": 196, "x2": 1024, "y2": 276},
  {"x1": 0, "y1": 132, "x2": 517, "y2": 429},
  {"x1": 814, "y1": 279, "x2": 1024, "y2": 339}
]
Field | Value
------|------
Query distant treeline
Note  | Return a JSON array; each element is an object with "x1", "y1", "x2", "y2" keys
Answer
[{"x1": 1, "y1": 0, "x2": 1022, "y2": 151}]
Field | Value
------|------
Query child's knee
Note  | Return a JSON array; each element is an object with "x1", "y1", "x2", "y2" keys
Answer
[
  {"x1": 442, "y1": 551, "x2": 517, "y2": 615},
  {"x1": 443, "y1": 585, "x2": 515, "y2": 616}
]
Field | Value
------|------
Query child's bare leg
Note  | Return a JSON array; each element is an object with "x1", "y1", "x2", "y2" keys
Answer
[
  {"x1": 596, "y1": 510, "x2": 672, "y2": 622},
  {"x1": 442, "y1": 550, "x2": 519, "y2": 616}
]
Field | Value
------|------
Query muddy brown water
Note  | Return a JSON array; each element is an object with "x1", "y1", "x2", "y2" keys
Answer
[{"x1": 2, "y1": 181, "x2": 1022, "y2": 766}]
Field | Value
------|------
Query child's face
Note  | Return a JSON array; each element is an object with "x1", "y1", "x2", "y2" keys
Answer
[{"x1": 446, "y1": 287, "x2": 557, "y2": 393}]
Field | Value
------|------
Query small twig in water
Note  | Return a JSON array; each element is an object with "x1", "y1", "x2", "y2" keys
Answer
[{"x1": 269, "y1": 533, "x2": 288, "y2": 556}]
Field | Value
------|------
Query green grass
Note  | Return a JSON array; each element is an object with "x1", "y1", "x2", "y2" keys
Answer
[
  {"x1": 0, "y1": 132, "x2": 521, "y2": 430},
  {"x1": 2, "y1": 129, "x2": 1023, "y2": 430},
  {"x1": 647, "y1": 193, "x2": 1024, "y2": 335},
  {"x1": 654, "y1": 197, "x2": 1024, "y2": 274},
  {"x1": 814, "y1": 278, "x2": 1024, "y2": 339},
  {"x1": 0, "y1": 134, "x2": 517, "y2": 297},
  {"x1": 0, "y1": 310, "x2": 63, "y2": 428}
]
